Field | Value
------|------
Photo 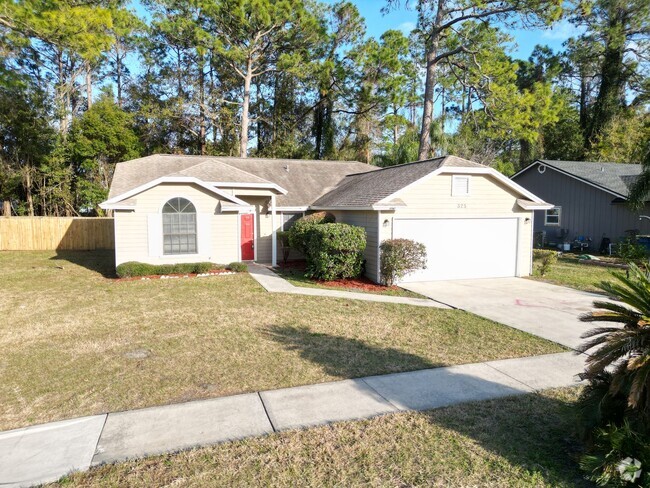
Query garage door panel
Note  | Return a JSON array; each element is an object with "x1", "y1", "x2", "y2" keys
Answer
[{"x1": 394, "y1": 218, "x2": 518, "y2": 282}]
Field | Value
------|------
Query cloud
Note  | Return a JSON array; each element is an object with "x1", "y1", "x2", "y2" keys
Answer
[
  {"x1": 397, "y1": 21, "x2": 416, "y2": 34},
  {"x1": 541, "y1": 20, "x2": 578, "y2": 41}
]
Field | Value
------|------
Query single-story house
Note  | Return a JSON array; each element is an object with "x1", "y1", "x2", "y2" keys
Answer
[
  {"x1": 100, "y1": 154, "x2": 552, "y2": 282},
  {"x1": 512, "y1": 160, "x2": 650, "y2": 250}
]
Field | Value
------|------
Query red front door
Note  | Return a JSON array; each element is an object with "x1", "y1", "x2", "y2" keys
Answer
[{"x1": 241, "y1": 213, "x2": 254, "y2": 260}]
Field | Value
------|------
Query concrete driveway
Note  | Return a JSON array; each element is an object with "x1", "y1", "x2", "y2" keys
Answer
[{"x1": 401, "y1": 278, "x2": 608, "y2": 350}]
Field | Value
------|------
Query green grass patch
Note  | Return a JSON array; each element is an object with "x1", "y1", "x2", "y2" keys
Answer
[
  {"x1": 0, "y1": 251, "x2": 563, "y2": 431},
  {"x1": 530, "y1": 255, "x2": 621, "y2": 293}
]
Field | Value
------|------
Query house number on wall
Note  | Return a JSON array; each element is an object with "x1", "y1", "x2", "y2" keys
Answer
[{"x1": 457, "y1": 203, "x2": 467, "y2": 209}]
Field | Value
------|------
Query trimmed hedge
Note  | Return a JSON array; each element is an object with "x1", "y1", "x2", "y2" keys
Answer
[
  {"x1": 287, "y1": 211, "x2": 335, "y2": 254},
  {"x1": 379, "y1": 238, "x2": 427, "y2": 286},
  {"x1": 227, "y1": 262, "x2": 248, "y2": 273},
  {"x1": 116, "y1": 261, "x2": 215, "y2": 278},
  {"x1": 304, "y1": 223, "x2": 366, "y2": 281}
]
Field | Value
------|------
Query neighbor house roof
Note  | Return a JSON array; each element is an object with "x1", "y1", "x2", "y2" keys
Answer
[
  {"x1": 513, "y1": 160, "x2": 642, "y2": 199},
  {"x1": 312, "y1": 155, "x2": 486, "y2": 208},
  {"x1": 106, "y1": 154, "x2": 376, "y2": 207}
]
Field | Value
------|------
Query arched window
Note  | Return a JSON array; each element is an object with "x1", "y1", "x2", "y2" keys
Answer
[{"x1": 162, "y1": 197, "x2": 197, "y2": 255}]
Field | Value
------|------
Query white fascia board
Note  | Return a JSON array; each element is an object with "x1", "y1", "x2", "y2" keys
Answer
[
  {"x1": 276, "y1": 206, "x2": 309, "y2": 212},
  {"x1": 310, "y1": 205, "x2": 382, "y2": 211},
  {"x1": 221, "y1": 205, "x2": 256, "y2": 213},
  {"x1": 207, "y1": 181, "x2": 288, "y2": 195},
  {"x1": 513, "y1": 160, "x2": 627, "y2": 200},
  {"x1": 101, "y1": 176, "x2": 250, "y2": 207},
  {"x1": 516, "y1": 198, "x2": 554, "y2": 210},
  {"x1": 99, "y1": 203, "x2": 135, "y2": 210}
]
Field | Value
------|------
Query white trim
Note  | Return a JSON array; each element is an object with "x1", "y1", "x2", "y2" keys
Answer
[
  {"x1": 512, "y1": 160, "x2": 627, "y2": 199},
  {"x1": 106, "y1": 204, "x2": 136, "y2": 211},
  {"x1": 206, "y1": 181, "x2": 288, "y2": 195},
  {"x1": 544, "y1": 206, "x2": 562, "y2": 226},
  {"x1": 310, "y1": 205, "x2": 404, "y2": 211},
  {"x1": 99, "y1": 176, "x2": 250, "y2": 209},
  {"x1": 276, "y1": 206, "x2": 309, "y2": 212},
  {"x1": 271, "y1": 195, "x2": 277, "y2": 267},
  {"x1": 376, "y1": 211, "x2": 382, "y2": 284},
  {"x1": 221, "y1": 204, "x2": 256, "y2": 213},
  {"x1": 516, "y1": 198, "x2": 554, "y2": 210}
]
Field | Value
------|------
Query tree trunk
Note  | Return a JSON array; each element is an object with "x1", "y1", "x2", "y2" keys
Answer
[
  {"x1": 3, "y1": 201, "x2": 11, "y2": 217},
  {"x1": 57, "y1": 51, "x2": 68, "y2": 134},
  {"x1": 199, "y1": 59, "x2": 206, "y2": 155},
  {"x1": 418, "y1": 42, "x2": 439, "y2": 161},
  {"x1": 86, "y1": 62, "x2": 93, "y2": 109},
  {"x1": 24, "y1": 167, "x2": 34, "y2": 217},
  {"x1": 239, "y1": 57, "x2": 253, "y2": 158},
  {"x1": 116, "y1": 45, "x2": 124, "y2": 109},
  {"x1": 584, "y1": 7, "x2": 626, "y2": 149}
]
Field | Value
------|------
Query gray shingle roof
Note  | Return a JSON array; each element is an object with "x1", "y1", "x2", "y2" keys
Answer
[
  {"x1": 536, "y1": 160, "x2": 642, "y2": 198},
  {"x1": 312, "y1": 155, "x2": 486, "y2": 208},
  {"x1": 107, "y1": 154, "x2": 376, "y2": 207}
]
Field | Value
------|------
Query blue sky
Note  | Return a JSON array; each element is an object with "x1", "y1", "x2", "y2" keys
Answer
[{"x1": 327, "y1": 0, "x2": 575, "y2": 60}]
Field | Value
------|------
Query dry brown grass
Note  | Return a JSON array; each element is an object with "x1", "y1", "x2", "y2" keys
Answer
[
  {"x1": 55, "y1": 387, "x2": 588, "y2": 487},
  {"x1": 1, "y1": 251, "x2": 563, "y2": 431}
]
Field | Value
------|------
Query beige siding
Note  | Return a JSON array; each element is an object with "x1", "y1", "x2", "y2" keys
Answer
[
  {"x1": 386, "y1": 173, "x2": 534, "y2": 277},
  {"x1": 114, "y1": 183, "x2": 238, "y2": 266},
  {"x1": 332, "y1": 210, "x2": 380, "y2": 283}
]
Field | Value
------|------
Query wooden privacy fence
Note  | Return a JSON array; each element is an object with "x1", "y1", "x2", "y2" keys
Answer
[{"x1": 0, "y1": 217, "x2": 114, "y2": 251}]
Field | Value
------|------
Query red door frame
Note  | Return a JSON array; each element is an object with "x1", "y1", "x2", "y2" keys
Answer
[{"x1": 240, "y1": 213, "x2": 255, "y2": 260}]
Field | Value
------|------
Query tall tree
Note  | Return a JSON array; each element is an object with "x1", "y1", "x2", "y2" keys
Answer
[
  {"x1": 574, "y1": 0, "x2": 650, "y2": 149},
  {"x1": 209, "y1": 0, "x2": 318, "y2": 158},
  {"x1": 384, "y1": 0, "x2": 563, "y2": 160}
]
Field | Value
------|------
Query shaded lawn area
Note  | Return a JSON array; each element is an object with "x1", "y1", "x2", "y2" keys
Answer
[
  {"x1": 55, "y1": 387, "x2": 589, "y2": 487},
  {"x1": 530, "y1": 255, "x2": 621, "y2": 293},
  {"x1": 0, "y1": 251, "x2": 562, "y2": 431},
  {"x1": 273, "y1": 264, "x2": 425, "y2": 298}
]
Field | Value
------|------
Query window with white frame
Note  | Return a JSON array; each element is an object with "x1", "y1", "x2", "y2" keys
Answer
[
  {"x1": 545, "y1": 206, "x2": 561, "y2": 226},
  {"x1": 162, "y1": 197, "x2": 197, "y2": 254},
  {"x1": 452, "y1": 175, "x2": 471, "y2": 196}
]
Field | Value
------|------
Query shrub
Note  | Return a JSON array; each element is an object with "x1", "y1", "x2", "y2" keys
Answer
[
  {"x1": 227, "y1": 262, "x2": 248, "y2": 273},
  {"x1": 533, "y1": 249, "x2": 558, "y2": 276},
  {"x1": 379, "y1": 239, "x2": 427, "y2": 286},
  {"x1": 304, "y1": 223, "x2": 366, "y2": 281},
  {"x1": 115, "y1": 261, "x2": 216, "y2": 278},
  {"x1": 578, "y1": 264, "x2": 650, "y2": 484},
  {"x1": 116, "y1": 261, "x2": 156, "y2": 278},
  {"x1": 287, "y1": 211, "x2": 335, "y2": 254},
  {"x1": 617, "y1": 237, "x2": 647, "y2": 269},
  {"x1": 580, "y1": 421, "x2": 649, "y2": 487}
]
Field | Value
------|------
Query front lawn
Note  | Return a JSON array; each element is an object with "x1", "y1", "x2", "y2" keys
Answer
[
  {"x1": 55, "y1": 387, "x2": 588, "y2": 487},
  {"x1": 530, "y1": 255, "x2": 620, "y2": 293},
  {"x1": 0, "y1": 251, "x2": 562, "y2": 431}
]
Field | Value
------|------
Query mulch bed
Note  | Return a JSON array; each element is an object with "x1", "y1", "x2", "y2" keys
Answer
[
  {"x1": 279, "y1": 260, "x2": 400, "y2": 292},
  {"x1": 317, "y1": 276, "x2": 402, "y2": 293}
]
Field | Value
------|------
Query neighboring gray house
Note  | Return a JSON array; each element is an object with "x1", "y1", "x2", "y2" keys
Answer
[{"x1": 512, "y1": 160, "x2": 650, "y2": 250}]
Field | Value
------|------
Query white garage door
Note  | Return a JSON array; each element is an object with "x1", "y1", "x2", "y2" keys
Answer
[{"x1": 393, "y1": 218, "x2": 519, "y2": 282}]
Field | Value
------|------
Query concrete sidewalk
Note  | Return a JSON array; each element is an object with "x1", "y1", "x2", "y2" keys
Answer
[
  {"x1": 0, "y1": 352, "x2": 584, "y2": 487},
  {"x1": 247, "y1": 263, "x2": 450, "y2": 308}
]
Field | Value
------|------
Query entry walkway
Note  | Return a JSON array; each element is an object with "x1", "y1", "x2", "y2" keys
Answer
[
  {"x1": 247, "y1": 263, "x2": 450, "y2": 308},
  {"x1": 0, "y1": 352, "x2": 584, "y2": 488}
]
